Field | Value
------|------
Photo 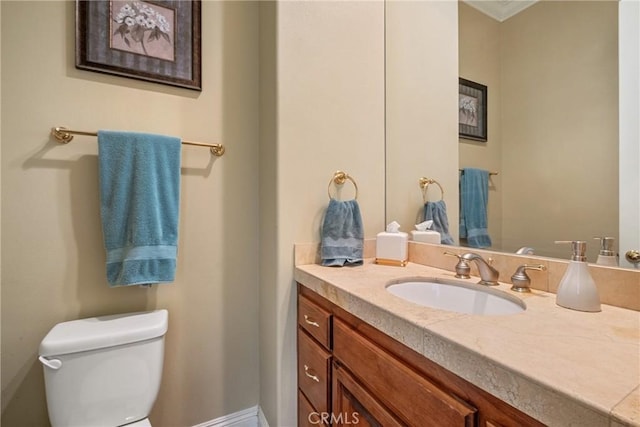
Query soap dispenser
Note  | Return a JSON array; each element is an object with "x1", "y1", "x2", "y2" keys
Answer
[
  {"x1": 593, "y1": 237, "x2": 618, "y2": 266},
  {"x1": 554, "y1": 241, "x2": 601, "y2": 312}
]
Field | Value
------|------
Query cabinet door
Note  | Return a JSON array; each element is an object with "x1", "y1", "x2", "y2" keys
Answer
[
  {"x1": 299, "y1": 391, "x2": 328, "y2": 427},
  {"x1": 332, "y1": 362, "x2": 404, "y2": 427},
  {"x1": 333, "y1": 318, "x2": 476, "y2": 426}
]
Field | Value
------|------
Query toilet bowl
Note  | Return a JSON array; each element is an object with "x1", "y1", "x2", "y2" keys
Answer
[{"x1": 39, "y1": 309, "x2": 168, "y2": 427}]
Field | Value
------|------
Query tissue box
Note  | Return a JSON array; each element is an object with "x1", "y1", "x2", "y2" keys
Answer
[
  {"x1": 376, "y1": 231, "x2": 408, "y2": 267},
  {"x1": 411, "y1": 230, "x2": 440, "y2": 244}
]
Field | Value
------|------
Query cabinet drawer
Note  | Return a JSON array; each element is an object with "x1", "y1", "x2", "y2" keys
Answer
[
  {"x1": 298, "y1": 329, "x2": 331, "y2": 414},
  {"x1": 333, "y1": 318, "x2": 476, "y2": 426},
  {"x1": 298, "y1": 390, "x2": 328, "y2": 427},
  {"x1": 298, "y1": 294, "x2": 331, "y2": 349}
]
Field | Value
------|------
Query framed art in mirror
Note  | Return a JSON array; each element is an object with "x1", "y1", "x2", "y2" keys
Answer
[
  {"x1": 459, "y1": 78, "x2": 487, "y2": 141},
  {"x1": 76, "y1": 0, "x2": 202, "y2": 91}
]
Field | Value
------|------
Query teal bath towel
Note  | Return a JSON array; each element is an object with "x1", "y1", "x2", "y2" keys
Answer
[
  {"x1": 97, "y1": 130, "x2": 181, "y2": 286},
  {"x1": 459, "y1": 167, "x2": 492, "y2": 248},
  {"x1": 321, "y1": 199, "x2": 364, "y2": 267}
]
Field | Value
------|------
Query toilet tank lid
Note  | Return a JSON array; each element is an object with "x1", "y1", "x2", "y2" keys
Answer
[{"x1": 39, "y1": 309, "x2": 168, "y2": 357}]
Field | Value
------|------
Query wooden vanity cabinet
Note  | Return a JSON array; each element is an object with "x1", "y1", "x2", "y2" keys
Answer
[{"x1": 298, "y1": 284, "x2": 545, "y2": 427}]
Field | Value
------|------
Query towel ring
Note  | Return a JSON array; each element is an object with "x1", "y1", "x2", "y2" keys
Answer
[
  {"x1": 328, "y1": 171, "x2": 358, "y2": 200},
  {"x1": 419, "y1": 177, "x2": 444, "y2": 203}
]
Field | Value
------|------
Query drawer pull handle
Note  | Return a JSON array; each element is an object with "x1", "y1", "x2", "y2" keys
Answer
[
  {"x1": 304, "y1": 364, "x2": 320, "y2": 382},
  {"x1": 304, "y1": 315, "x2": 320, "y2": 328}
]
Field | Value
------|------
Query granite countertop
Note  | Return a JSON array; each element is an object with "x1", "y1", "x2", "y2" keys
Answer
[{"x1": 295, "y1": 260, "x2": 640, "y2": 427}]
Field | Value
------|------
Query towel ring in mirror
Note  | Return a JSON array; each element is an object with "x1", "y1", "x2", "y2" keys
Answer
[
  {"x1": 328, "y1": 171, "x2": 358, "y2": 200},
  {"x1": 419, "y1": 177, "x2": 444, "y2": 203}
]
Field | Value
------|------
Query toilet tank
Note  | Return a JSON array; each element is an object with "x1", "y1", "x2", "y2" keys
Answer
[{"x1": 39, "y1": 310, "x2": 168, "y2": 427}]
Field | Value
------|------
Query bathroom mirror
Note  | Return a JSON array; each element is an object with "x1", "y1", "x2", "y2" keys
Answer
[{"x1": 385, "y1": 0, "x2": 639, "y2": 268}]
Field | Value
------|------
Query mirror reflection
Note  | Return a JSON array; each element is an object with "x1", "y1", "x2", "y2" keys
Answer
[
  {"x1": 385, "y1": 0, "x2": 635, "y2": 267},
  {"x1": 459, "y1": 0, "x2": 618, "y2": 261}
]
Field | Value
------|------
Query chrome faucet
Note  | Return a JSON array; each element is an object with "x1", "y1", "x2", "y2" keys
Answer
[
  {"x1": 515, "y1": 246, "x2": 535, "y2": 255},
  {"x1": 444, "y1": 252, "x2": 471, "y2": 279},
  {"x1": 510, "y1": 264, "x2": 546, "y2": 292},
  {"x1": 461, "y1": 252, "x2": 499, "y2": 286}
]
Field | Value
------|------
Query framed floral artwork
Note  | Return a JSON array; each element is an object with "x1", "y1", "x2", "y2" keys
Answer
[
  {"x1": 459, "y1": 78, "x2": 487, "y2": 142},
  {"x1": 76, "y1": 0, "x2": 201, "y2": 91}
]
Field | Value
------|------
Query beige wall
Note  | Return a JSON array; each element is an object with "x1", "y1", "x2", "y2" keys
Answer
[
  {"x1": 1, "y1": 1, "x2": 260, "y2": 426},
  {"x1": 2, "y1": 1, "x2": 385, "y2": 426},
  {"x1": 260, "y1": 2, "x2": 386, "y2": 425},
  {"x1": 385, "y1": 1, "x2": 460, "y2": 240},
  {"x1": 618, "y1": 0, "x2": 640, "y2": 268},
  {"x1": 500, "y1": 1, "x2": 618, "y2": 259},
  {"x1": 0, "y1": 0, "x2": 3, "y2": 412},
  {"x1": 458, "y1": 3, "x2": 503, "y2": 248},
  {"x1": 458, "y1": 1, "x2": 618, "y2": 259},
  {"x1": 259, "y1": 2, "x2": 279, "y2": 425}
]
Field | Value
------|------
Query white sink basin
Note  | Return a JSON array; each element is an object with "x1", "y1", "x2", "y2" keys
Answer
[{"x1": 386, "y1": 277, "x2": 526, "y2": 316}]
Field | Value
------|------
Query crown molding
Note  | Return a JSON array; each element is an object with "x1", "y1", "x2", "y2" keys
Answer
[{"x1": 462, "y1": 0, "x2": 538, "y2": 22}]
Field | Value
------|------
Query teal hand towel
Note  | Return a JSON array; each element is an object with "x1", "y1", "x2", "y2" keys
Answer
[
  {"x1": 423, "y1": 200, "x2": 455, "y2": 245},
  {"x1": 459, "y1": 167, "x2": 492, "y2": 248},
  {"x1": 97, "y1": 130, "x2": 181, "y2": 286},
  {"x1": 321, "y1": 199, "x2": 364, "y2": 267}
]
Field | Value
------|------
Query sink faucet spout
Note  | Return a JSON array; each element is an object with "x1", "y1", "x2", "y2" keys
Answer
[{"x1": 461, "y1": 252, "x2": 500, "y2": 286}]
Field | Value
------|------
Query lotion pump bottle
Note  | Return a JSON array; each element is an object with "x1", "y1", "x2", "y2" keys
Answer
[
  {"x1": 554, "y1": 241, "x2": 601, "y2": 312},
  {"x1": 593, "y1": 236, "x2": 618, "y2": 266}
]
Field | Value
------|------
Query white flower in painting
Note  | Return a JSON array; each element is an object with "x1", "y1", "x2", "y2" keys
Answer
[
  {"x1": 115, "y1": 4, "x2": 135, "y2": 23},
  {"x1": 459, "y1": 97, "x2": 478, "y2": 126},
  {"x1": 113, "y1": 2, "x2": 172, "y2": 56},
  {"x1": 156, "y1": 15, "x2": 170, "y2": 33},
  {"x1": 135, "y1": 2, "x2": 153, "y2": 16},
  {"x1": 121, "y1": 4, "x2": 133, "y2": 14},
  {"x1": 135, "y1": 14, "x2": 147, "y2": 25}
]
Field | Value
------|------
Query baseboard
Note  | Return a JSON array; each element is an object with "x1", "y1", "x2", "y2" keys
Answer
[
  {"x1": 192, "y1": 405, "x2": 269, "y2": 427},
  {"x1": 257, "y1": 406, "x2": 269, "y2": 427}
]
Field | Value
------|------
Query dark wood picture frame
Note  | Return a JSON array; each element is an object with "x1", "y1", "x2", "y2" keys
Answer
[
  {"x1": 76, "y1": 0, "x2": 201, "y2": 91},
  {"x1": 459, "y1": 78, "x2": 487, "y2": 142}
]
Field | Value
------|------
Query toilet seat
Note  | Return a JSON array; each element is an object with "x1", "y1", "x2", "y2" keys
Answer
[{"x1": 124, "y1": 418, "x2": 151, "y2": 427}]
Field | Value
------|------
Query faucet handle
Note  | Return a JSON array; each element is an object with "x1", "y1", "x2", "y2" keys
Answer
[
  {"x1": 444, "y1": 251, "x2": 471, "y2": 279},
  {"x1": 510, "y1": 264, "x2": 546, "y2": 293}
]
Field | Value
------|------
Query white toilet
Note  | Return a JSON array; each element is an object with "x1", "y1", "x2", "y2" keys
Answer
[{"x1": 39, "y1": 309, "x2": 168, "y2": 427}]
